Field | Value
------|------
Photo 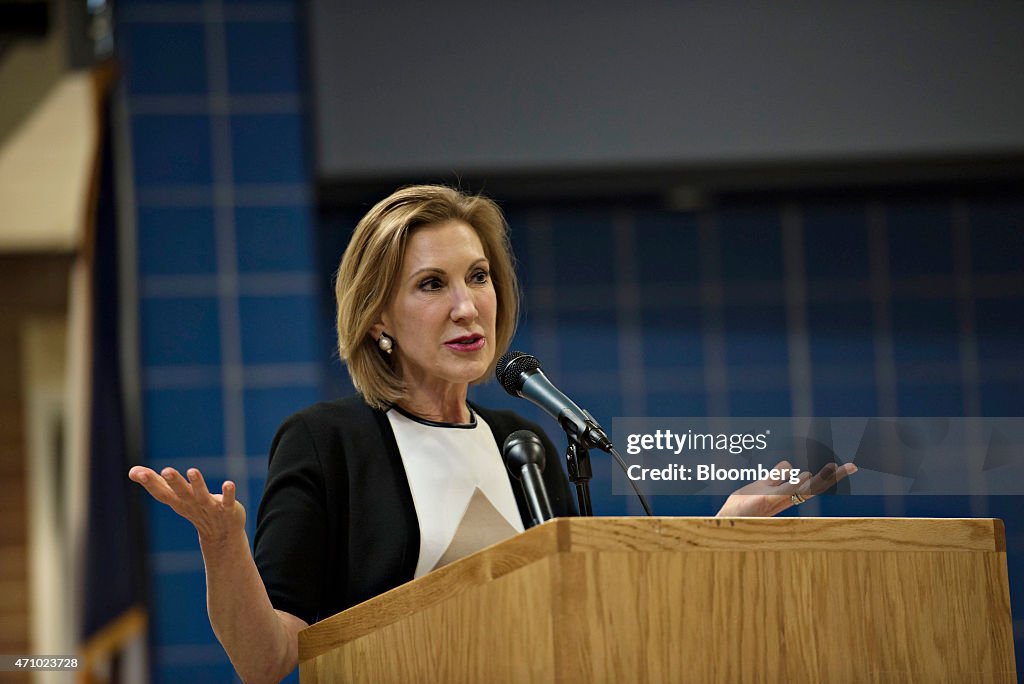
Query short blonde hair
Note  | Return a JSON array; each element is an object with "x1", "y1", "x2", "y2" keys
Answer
[{"x1": 335, "y1": 185, "x2": 520, "y2": 409}]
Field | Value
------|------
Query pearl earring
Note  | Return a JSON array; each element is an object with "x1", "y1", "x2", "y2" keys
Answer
[{"x1": 378, "y1": 333, "x2": 394, "y2": 354}]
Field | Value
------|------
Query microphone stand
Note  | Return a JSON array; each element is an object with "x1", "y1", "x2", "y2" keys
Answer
[{"x1": 565, "y1": 438, "x2": 593, "y2": 516}]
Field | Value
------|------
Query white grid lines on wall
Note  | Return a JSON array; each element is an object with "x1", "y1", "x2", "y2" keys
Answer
[
  {"x1": 136, "y1": 183, "x2": 310, "y2": 207},
  {"x1": 141, "y1": 272, "x2": 317, "y2": 298}
]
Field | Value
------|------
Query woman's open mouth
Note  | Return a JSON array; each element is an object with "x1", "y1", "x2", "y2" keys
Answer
[{"x1": 444, "y1": 334, "x2": 485, "y2": 352}]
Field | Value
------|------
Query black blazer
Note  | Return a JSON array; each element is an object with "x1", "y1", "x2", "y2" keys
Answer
[{"x1": 253, "y1": 395, "x2": 576, "y2": 625}]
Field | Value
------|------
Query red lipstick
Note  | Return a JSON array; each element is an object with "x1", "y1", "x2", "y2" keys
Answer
[{"x1": 444, "y1": 334, "x2": 485, "y2": 352}]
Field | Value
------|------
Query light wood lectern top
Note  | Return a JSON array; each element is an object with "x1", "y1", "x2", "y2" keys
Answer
[{"x1": 298, "y1": 517, "x2": 1016, "y2": 683}]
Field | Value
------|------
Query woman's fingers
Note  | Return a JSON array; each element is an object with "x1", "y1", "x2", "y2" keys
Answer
[
  {"x1": 767, "y1": 460, "x2": 794, "y2": 487},
  {"x1": 128, "y1": 465, "x2": 244, "y2": 540},
  {"x1": 804, "y1": 463, "x2": 839, "y2": 496},
  {"x1": 161, "y1": 467, "x2": 194, "y2": 499},
  {"x1": 221, "y1": 480, "x2": 236, "y2": 509},
  {"x1": 127, "y1": 465, "x2": 150, "y2": 484},
  {"x1": 128, "y1": 465, "x2": 183, "y2": 506},
  {"x1": 802, "y1": 462, "x2": 858, "y2": 497},
  {"x1": 836, "y1": 462, "x2": 858, "y2": 480},
  {"x1": 187, "y1": 468, "x2": 211, "y2": 499},
  {"x1": 718, "y1": 461, "x2": 858, "y2": 517},
  {"x1": 766, "y1": 471, "x2": 807, "y2": 512},
  {"x1": 790, "y1": 462, "x2": 859, "y2": 506},
  {"x1": 129, "y1": 465, "x2": 225, "y2": 510}
]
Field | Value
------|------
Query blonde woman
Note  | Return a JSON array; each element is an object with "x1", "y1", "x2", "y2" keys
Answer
[{"x1": 129, "y1": 185, "x2": 852, "y2": 682}]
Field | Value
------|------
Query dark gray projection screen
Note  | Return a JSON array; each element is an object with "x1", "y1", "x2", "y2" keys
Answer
[{"x1": 308, "y1": 1, "x2": 1024, "y2": 179}]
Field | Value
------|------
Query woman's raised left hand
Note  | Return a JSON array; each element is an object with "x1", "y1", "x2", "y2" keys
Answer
[{"x1": 715, "y1": 460, "x2": 858, "y2": 517}]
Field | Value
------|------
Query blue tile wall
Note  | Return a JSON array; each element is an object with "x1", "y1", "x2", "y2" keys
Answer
[
  {"x1": 153, "y1": 571, "x2": 219, "y2": 646},
  {"x1": 722, "y1": 304, "x2": 789, "y2": 366},
  {"x1": 143, "y1": 387, "x2": 225, "y2": 461},
  {"x1": 156, "y1": 663, "x2": 240, "y2": 684},
  {"x1": 807, "y1": 301, "x2": 875, "y2": 365},
  {"x1": 975, "y1": 298, "x2": 1024, "y2": 363},
  {"x1": 507, "y1": 319, "x2": 536, "y2": 352},
  {"x1": 549, "y1": 207, "x2": 616, "y2": 283},
  {"x1": 131, "y1": 114, "x2": 214, "y2": 187},
  {"x1": 803, "y1": 203, "x2": 871, "y2": 279},
  {"x1": 230, "y1": 114, "x2": 306, "y2": 184},
  {"x1": 645, "y1": 390, "x2": 708, "y2": 417},
  {"x1": 634, "y1": 210, "x2": 701, "y2": 285},
  {"x1": 640, "y1": 305, "x2": 704, "y2": 369},
  {"x1": 897, "y1": 384, "x2": 966, "y2": 417},
  {"x1": 556, "y1": 308, "x2": 620, "y2": 375},
  {"x1": 118, "y1": 2, "x2": 315, "y2": 681},
  {"x1": 224, "y1": 21, "x2": 300, "y2": 93},
  {"x1": 980, "y1": 382, "x2": 1024, "y2": 416},
  {"x1": 970, "y1": 200, "x2": 1024, "y2": 273},
  {"x1": 122, "y1": 22, "x2": 208, "y2": 95},
  {"x1": 242, "y1": 385, "x2": 320, "y2": 461},
  {"x1": 137, "y1": 207, "x2": 218, "y2": 275},
  {"x1": 245, "y1": 474, "x2": 269, "y2": 541},
  {"x1": 729, "y1": 389, "x2": 793, "y2": 417},
  {"x1": 238, "y1": 295, "x2": 319, "y2": 363},
  {"x1": 148, "y1": 497, "x2": 207, "y2": 553},
  {"x1": 891, "y1": 299, "x2": 960, "y2": 363},
  {"x1": 141, "y1": 297, "x2": 221, "y2": 366},
  {"x1": 887, "y1": 202, "x2": 954, "y2": 275},
  {"x1": 811, "y1": 385, "x2": 879, "y2": 417},
  {"x1": 234, "y1": 206, "x2": 312, "y2": 272},
  {"x1": 718, "y1": 205, "x2": 784, "y2": 280}
]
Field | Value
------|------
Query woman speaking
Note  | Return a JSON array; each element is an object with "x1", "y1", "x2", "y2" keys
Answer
[{"x1": 128, "y1": 185, "x2": 851, "y2": 682}]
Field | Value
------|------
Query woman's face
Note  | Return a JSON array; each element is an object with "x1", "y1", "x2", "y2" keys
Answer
[{"x1": 377, "y1": 220, "x2": 498, "y2": 392}]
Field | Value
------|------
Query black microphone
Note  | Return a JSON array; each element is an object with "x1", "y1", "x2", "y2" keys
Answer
[
  {"x1": 503, "y1": 430, "x2": 554, "y2": 527},
  {"x1": 496, "y1": 351, "x2": 612, "y2": 451}
]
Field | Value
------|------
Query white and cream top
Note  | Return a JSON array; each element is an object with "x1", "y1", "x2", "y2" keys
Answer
[{"x1": 386, "y1": 406, "x2": 526, "y2": 578}]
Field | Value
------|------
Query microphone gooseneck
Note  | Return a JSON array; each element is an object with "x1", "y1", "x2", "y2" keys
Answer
[
  {"x1": 496, "y1": 351, "x2": 612, "y2": 452},
  {"x1": 496, "y1": 350, "x2": 654, "y2": 517}
]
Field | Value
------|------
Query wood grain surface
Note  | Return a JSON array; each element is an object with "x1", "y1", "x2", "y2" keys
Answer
[{"x1": 299, "y1": 517, "x2": 1015, "y2": 683}]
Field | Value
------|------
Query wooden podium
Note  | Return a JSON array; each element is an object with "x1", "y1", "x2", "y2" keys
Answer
[{"x1": 298, "y1": 517, "x2": 1016, "y2": 683}]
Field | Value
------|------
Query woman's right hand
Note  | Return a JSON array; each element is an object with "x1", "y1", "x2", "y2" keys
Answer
[
  {"x1": 128, "y1": 466, "x2": 246, "y2": 545},
  {"x1": 129, "y1": 466, "x2": 304, "y2": 682}
]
